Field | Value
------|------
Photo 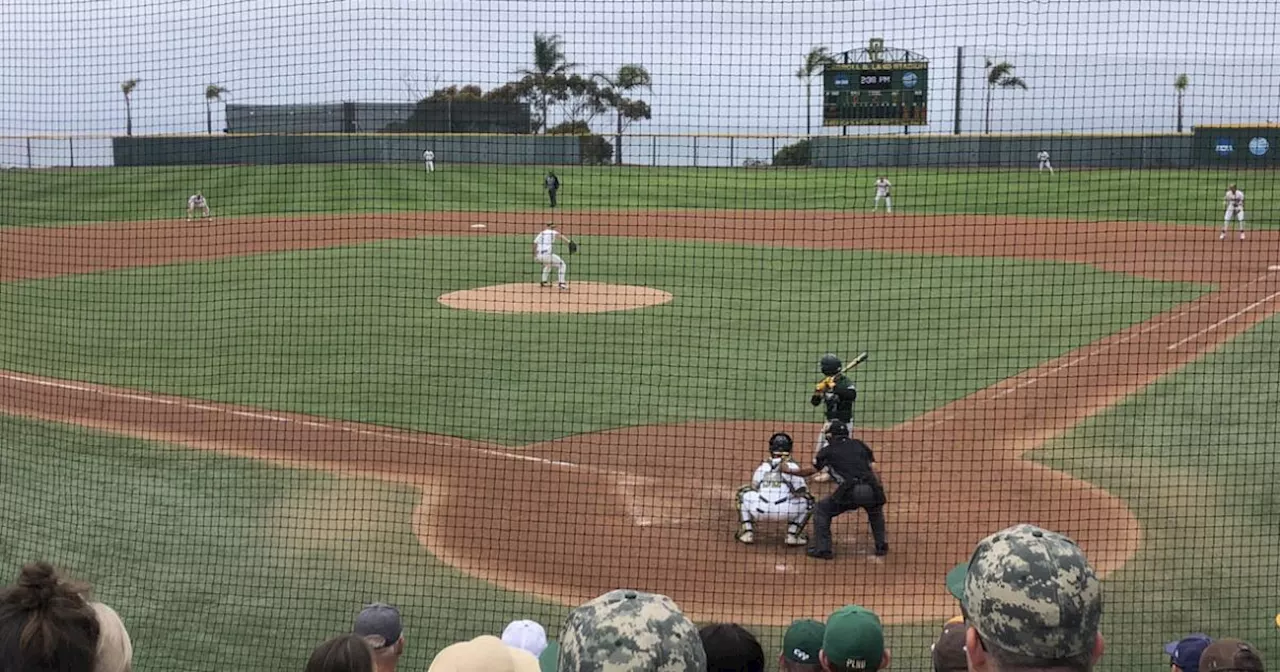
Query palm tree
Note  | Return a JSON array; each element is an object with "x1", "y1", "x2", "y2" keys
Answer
[
  {"x1": 520, "y1": 33, "x2": 575, "y2": 133},
  {"x1": 984, "y1": 59, "x2": 1028, "y2": 134},
  {"x1": 120, "y1": 79, "x2": 140, "y2": 136},
  {"x1": 1174, "y1": 73, "x2": 1190, "y2": 133},
  {"x1": 595, "y1": 64, "x2": 652, "y2": 164},
  {"x1": 797, "y1": 46, "x2": 836, "y2": 135},
  {"x1": 204, "y1": 84, "x2": 228, "y2": 134}
]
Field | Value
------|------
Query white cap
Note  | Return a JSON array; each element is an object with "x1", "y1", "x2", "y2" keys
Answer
[{"x1": 501, "y1": 620, "x2": 548, "y2": 658}]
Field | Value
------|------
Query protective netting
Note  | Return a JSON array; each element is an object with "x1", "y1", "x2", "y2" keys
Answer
[{"x1": 1, "y1": 1, "x2": 1278, "y2": 672}]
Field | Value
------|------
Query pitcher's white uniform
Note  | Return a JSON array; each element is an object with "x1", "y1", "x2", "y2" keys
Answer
[
  {"x1": 736, "y1": 457, "x2": 814, "y2": 543},
  {"x1": 422, "y1": 149, "x2": 435, "y2": 172},
  {"x1": 533, "y1": 227, "x2": 568, "y2": 288},
  {"x1": 1222, "y1": 187, "x2": 1245, "y2": 239},
  {"x1": 872, "y1": 178, "x2": 893, "y2": 212},
  {"x1": 186, "y1": 193, "x2": 209, "y2": 220},
  {"x1": 1038, "y1": 150, "x2": 1054, "y2": 173}
]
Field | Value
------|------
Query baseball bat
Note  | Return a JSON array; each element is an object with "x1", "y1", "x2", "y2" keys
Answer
[{"x1": 839, "y1": 351, "x2": 869, "y2": 374}]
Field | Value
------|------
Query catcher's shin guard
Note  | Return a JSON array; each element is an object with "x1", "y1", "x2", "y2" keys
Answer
[
  {"x1": 735, "y1": 485, "x2": 754, "y2": 524},
  {"x1": 789, "y1": 492, "x2": 816, "y2": 533}
]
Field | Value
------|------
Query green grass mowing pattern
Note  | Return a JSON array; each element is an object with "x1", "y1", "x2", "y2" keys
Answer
[
  {"x1": 0, "y1": 163, "x2": 1270, "y2": 227},
  {"x1": 0, "y1": 236, "x2": 1205, "y2": 443},
  {"x1": 1029, "y1": 314, "x2": 1280, "y2": 670},
  {"x1": 0, "y1": 415, "x2": 565, "y2": 672}
]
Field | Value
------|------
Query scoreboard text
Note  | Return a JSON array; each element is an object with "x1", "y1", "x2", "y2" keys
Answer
[{"x1": 822, "y1": 62, "x2": 928, "y2": 126}]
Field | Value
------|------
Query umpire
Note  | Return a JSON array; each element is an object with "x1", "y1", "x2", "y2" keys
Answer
[
  {"x1": 544, "y1": 171, "x2": 561, "y2": 208},
  {"x1": 782, "y1": 420, "x2": 888, "y2": 560}
]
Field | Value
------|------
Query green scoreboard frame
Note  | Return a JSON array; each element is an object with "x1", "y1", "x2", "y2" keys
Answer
[{"x1": 823, "y1": 62, "x2": 929, "y2": 126}]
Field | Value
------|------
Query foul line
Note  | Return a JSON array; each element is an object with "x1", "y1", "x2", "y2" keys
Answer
[{"x1": 1166, "y1": 290, "x2": 1280, "y2": 351}]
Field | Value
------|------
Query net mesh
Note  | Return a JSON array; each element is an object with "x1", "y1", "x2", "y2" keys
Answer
[{"x1": 1, "y1": 1, "x2": 1278, "y2": 671}]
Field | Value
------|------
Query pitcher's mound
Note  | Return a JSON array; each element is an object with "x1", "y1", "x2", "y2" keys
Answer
[{"x1": 438, "y1": 282, "x2": 673, "y2": 314}]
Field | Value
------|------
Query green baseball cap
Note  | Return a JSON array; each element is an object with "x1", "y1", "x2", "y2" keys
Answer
[
  {"x1": 538, "y1": 641, "x2": 559, "y2": 672},
  {"x1": 782, "y1": 619, "x2": 825, "y2": 665},
  {"x1": 821, "y1": 606, "x2": 884, "y2": 671}
]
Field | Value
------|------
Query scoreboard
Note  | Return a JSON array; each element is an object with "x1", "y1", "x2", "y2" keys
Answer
[{"x1": 822, "y1": 62, "x2": 928, "y2": 126}]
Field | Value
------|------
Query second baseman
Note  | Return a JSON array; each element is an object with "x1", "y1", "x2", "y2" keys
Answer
[
  {"x1": 186, "y1": 192, "x2": 210, "y2": 221},
  {"x1": 1222, "y1": 184, "x2": 1245, "y2": 241},
  {"x1": 872, "y1": 176, "x2": 893, "y2": 212}
]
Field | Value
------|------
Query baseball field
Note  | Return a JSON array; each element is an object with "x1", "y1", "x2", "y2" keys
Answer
[{"x1": 0, "y1": 164, "x2": 1278, "y2": 671}]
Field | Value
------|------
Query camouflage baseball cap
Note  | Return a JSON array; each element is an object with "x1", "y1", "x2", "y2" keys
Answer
[
  {"x1": 960, "y1": 524, "x2": 1102, "y2": 661},
  {"x1": 557, "y1": 589, "x2": 705, "y2": 672}
]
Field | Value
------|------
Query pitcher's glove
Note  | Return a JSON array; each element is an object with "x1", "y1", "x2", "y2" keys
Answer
[{"x1": 568, "y1": 241, "x2": 579, "y2": 254}]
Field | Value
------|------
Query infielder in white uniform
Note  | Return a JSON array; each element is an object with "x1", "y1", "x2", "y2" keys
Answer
[
  {"x1": 422, "y1": 149, "x2": 435, "y2": 172},
  {"x1": 1222, "y1": 184, "x2": 1245, "y2": 240},
  {"x1": 872, "y1": 176, "x2": 893, "y2": 212},
  {"x1": 532, "y1": 223, "x2": 575, "y2": 290},
  {"x1": 735, "y1": 432, "x2": 815, "y2": 546},
  {"x1": 186, "y1": 192, "x2": 210, "y2": 221},
  {"x1": 1038, "y1": 149, "x2": 1054, "y2": 173}
]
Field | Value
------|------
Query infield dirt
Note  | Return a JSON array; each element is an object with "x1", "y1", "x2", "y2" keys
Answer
[{"x1": 0, "y1": 211, "x2": 1276, "y2": 624}]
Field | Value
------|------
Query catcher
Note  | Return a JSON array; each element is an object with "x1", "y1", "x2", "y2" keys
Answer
[
  {"x1": 734, "y1": 432, "x2": 815, "y2": 546},
  {"x1": 531, "y1": 222, "x2": 577, "y2": 290}
]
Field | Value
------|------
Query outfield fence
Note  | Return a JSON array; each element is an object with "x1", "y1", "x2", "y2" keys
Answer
[{"x1": 3, "y1": 2, "x2": 1280, "y2": 672}]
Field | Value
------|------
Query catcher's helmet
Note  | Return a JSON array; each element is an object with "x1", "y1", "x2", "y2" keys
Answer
[
  {"x1": 768, "y1": 432, "x2": 794, "y2": 456},
  {"x1": 820, "y1": 353, "x2": 842, "y2": 376},
  {"x1": 825, "y1": 420, "x2": 849, "y2": 438}
]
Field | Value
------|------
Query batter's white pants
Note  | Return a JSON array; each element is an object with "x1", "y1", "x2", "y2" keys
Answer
[
  {"x1": 737, "y1": 489, "x2": 814, "y2": 531},
  {"x1": 873, "y1": 195, "x2": 892, "y2": 212},
  {"x1": 1039, "y1": 160, "x2": 1054, "y2": 173},
  {"x1": 1223, "y1": 208, "x2": 1245, "y2": 231},
  {"x1": 536, "y1": 253, "x2": 566, "y2": 284}
]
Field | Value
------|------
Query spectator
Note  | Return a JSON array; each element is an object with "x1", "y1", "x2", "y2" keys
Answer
[
  {"x1": 1166, "y1": 633, "x2": 1212, "y2": 672},
  {"x1": 1199, "y1": 639, "x2": 1265, "y2": 672},
  {"x1": 557, "y1": 589, "x2": 705, "y2": 672},
  {"x1": 699, "y1": 623, "x2": 764, "y2": 672},
  {"x1": 353, "y1": 603, "x2": 405, "y2": 672},
  {"x1": 954, "y1": 524, "x2": 1104, "y2": 672},
  {"x1": 502, "y1": 620, "x2": 549, "y2": 658},
  {"x1": 89, "y1": 602, "x2": 133, "y2": 672},
  {"x1": 819, "y1": 605, "x2": 889, "y2": 672},
  {"x1": 0, "y1": 561, "x2": 100, "y2": 672},
  {"x1": 930, "y1": 617, "x2": 966, "y2": 672},
  {"x1": 778, "y1": 619, "x2": 824, "y2": 672},
  {"x1": 306, "y1": 633, "x2": 375, "y2": 672},
  {"x1": 428, "y1": 635, "x2": 539, "y2": 672},
  {"x1": 538, "y1": 642, "x2": 559, "y2": 672}
]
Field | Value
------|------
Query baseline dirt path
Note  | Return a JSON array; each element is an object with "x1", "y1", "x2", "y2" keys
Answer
[{"x1": 1, "y1": 211, "x2": 1276, "y2": 625}]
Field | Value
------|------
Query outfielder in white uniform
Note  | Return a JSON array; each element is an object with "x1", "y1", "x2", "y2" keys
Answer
[
  {"x1": 735, "y1": 432, "x2": 815, "y2": 547},
  {"x1": 1222, "y1": 184, "x2": 1245, "y2": 240},
  {"x1": 186, "y1": 192, "x2": 209, "y2": 221},
  {"x1": 1038, "y1": 150, "x2": 1054, "y2": 174},
  {"x1": 872, "y1": 177, "x2": 893, "y2": 212},
  {"x1": 532, "y1": 223, "x2": 575, "y2": 290},
  {"x1": 422, "y1": 149, "x2": 435, "y2": 172}
]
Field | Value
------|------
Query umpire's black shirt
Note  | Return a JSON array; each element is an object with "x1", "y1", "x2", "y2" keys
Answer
[{"x1": 814, "y1": 436, "x2": 882, "y2": 493}]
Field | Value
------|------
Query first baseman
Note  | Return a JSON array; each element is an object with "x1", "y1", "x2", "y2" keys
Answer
[
  {"x1": 1222, "y1": 184, "x2": 1245, "y2": 241},
  {"x1": 1038, "y1": 149, "x2": 1055, "y2": 173},
  {"x1": 422, "y1": 149, "x2": 435, "y2": 172},
  {"x1": 186, "y1": 192, "x2": 210, "y2": 221},
  {"x1": 532, "y1": 223, "x2": 575, "y2": 290},
  {"x1": 872, "y1": 176, "x2": 893, "y2": 212},
  {"x1": 734, "y1": 432, "x2": 814, "y2": 547}
]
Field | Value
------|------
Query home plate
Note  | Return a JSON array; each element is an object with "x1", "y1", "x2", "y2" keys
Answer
[
  {"x1": 470, "y1": 224, "x2": 487, "y2": 229},
  {"x1": 774, "y1": 563, "x2": 788, "y2": 572}
]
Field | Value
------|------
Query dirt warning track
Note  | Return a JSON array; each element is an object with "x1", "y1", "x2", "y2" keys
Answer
[{"x1": 0, "y1": 211, "x2": 1276, "y2": 625}]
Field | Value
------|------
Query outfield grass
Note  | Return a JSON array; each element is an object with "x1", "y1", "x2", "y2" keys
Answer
[
  {"x1": 0, "y1": 415, "x2": 563, "y2": 672},
  {"x1": 0, "y1": 236, "x2": 1204, "y2": 442},
  {"x1": 0, "y1": 164, "x2": 1269, "y2": 227},
  {"x1": 1031, "y1": 314, "x2": 1280, "y2": 669}
]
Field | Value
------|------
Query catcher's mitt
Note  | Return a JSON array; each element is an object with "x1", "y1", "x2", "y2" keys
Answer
[{"x1": 568, "y1": 241, "x2": 579, "y2": 254}]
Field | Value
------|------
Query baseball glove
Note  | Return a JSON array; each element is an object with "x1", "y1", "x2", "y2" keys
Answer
[{"x1": 568, "y1": 241, "x2": 579, "y2": 254}]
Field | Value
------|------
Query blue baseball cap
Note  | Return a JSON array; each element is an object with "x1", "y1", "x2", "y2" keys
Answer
[{"x1": 1165, "y1": 633, "x2": 1212, "y2": 672}]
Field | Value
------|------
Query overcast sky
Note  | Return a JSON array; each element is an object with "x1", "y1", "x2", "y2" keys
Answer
[{"x1": 1, "y1": 0, "x2": 1278, "y2": 140}]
